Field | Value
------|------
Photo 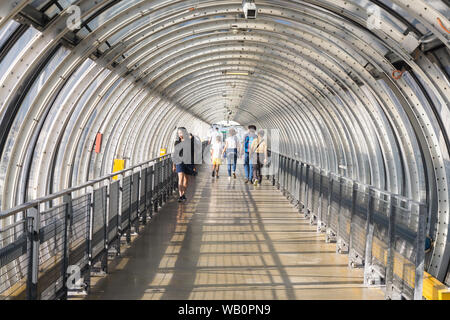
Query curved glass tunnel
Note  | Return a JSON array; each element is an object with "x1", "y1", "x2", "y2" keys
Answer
[{"x1": 0, "y1": 0, "x2": 449, "y2": 299}]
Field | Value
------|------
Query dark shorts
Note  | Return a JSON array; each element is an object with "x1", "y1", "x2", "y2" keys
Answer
[{"x1": 176, "y1": 163, "x2": 186, "y2": 173}]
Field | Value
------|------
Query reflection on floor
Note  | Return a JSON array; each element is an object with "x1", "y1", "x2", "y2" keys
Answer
[{"x1": 86, "y1": 166, "x2": 384, "y2": 300}]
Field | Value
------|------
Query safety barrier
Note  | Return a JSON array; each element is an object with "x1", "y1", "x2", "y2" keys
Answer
[
  {"x1": 273, "y1": 152, "x2": 428, "y2": 300},
  {"x1": 0, "y1": 155, "x2": 175, "y2": 300}
]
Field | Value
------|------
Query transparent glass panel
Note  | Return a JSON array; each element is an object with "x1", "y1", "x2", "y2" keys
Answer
[
  {"x1": 107, "y1": 17, "x2": 148, "y2": 46},
  {"x1": 0, "y1": 20, "x2": 20, "y2": 50},
  {"x1": 26, "y1": 58, "x2": 95, "y2": 198},
  {"x1": 44, "y1": 4, "x2": 61, "y2": 19},
  {"x1": 377, "y1": 0, "x2": 430, "y2": 34},
  {"x1": 0, "y1": 27, "x2": 39, "y2": 85},
  {"x1": 427, "y1": 0, "x2": 450, "y2": 18},
  {"x1": 0, "y1": 46, "x2": 70, "y2": 208},
  {"x1": 58, "y1": 0, "x2": 78, "y2": 10},
  {"x1": 76, "y1": 27, "x2": 90, "y2": 39},
  {"x1": 52, "y1": 68, "x2": 111, "y2": 191},
  {"x1": 71, "y1": 77, "x2": 123, "y2": 184},
  {"x1": 87, "y1": 0, "x2": 144, "y2": 31}
]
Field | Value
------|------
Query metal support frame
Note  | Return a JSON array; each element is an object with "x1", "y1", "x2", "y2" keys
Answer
[{"x1": 1, "y1": 154, "x2": 172, "y2": 300}]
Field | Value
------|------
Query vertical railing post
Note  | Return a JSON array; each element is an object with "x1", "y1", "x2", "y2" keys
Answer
[
  {"x1": 166, "y1": 158, "x2": 170, "y2": 200},
  {"x1": 316, "y1": 170, "x2": 323, "y2": 233},
  {"x1": 364, "y1": 188, "x2": 375, "y2": 285},
  {"x1": 117, "y1": 173, "x2": 124, "y2": 254},
  {"x1": 86, "y1": 185, "x2": 95, "y2": 293},
  {"x1": 335, "y1": 176, "x2": 343, "y2": 252},
  {"x1": 126, "y1": 175, "x2": 132, "y2": 243},
  {"x1": 385, "y1": 194, "x2": 396, "y2": 299},
  {"x1": 149, "y1": 164, "x2": 155, "y2": 218},
  {"x1": 141, "y1": 166, "x2": 147, "y2": 226},
  {"x1": 163, "y1": 158, "x2": 168, "y2": 204},
  {"x1": 414, "y1": 202, "x2": 427, "y2": 300},
  {"x1": 348, "y1": 182, "x2": 357, "y2": 264},
  {"x1": 26, "y1": 204, "x2": 40, "y2": 300},
  {"x1": 159, "y1": 160, "x2": 163, "y2": 207},
  {"x1": 170, "y1": 157, "x2": 176, "y2": 194},
  {"x1": 137, "y1": 165, "x2": 143, "y2": 226},
  {"x1": 154, "y1": 161, "x2": 160, "y2": 213},
  {"x1": 326, "y1": 171, "x2": 332, "y2": 229},
  {"x1": 103, "y1": 179, "x2": 111, "y2": 273},
  {"x1": 271, "y1": 152, "x2": 276, "y2": 186},
  {"x1": 134, "y1": 169, "x2": 140, "y2": 234},
  {"x1": 62, "y1": 194, "x2": 72, "y2": 299},
  {"x1": 287, "y1": 158, "x2": 291, "y2": 197}
]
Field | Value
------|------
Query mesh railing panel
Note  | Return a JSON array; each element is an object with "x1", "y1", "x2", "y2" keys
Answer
[
  {"x1": 108, "y1": 181, "x2": 120, "y2": 244},
  {"x1": 69, "y1": 194, "x2": 90, "y2": 271},
  {"x1": 121, "y1": 176, "x2": 131, "y2": 231},
  {"x1": 0, "y1": 218, "x2": 29, "y2": 300},
  {"x1": 298, "y1": 164, "x2": 306, "y2": 205},
  {"x1": 350, "y1": 184, "x2": 369, "y2": 258},
  {"x1": 392, "y1": 199, "x2": 420, "y2": 299},
  {"x1": 92, "y1": 187, "x2": 107, "y2": 261},
  {"x1": 320, "y1": 173, "x2": 330, "y2": 225},
  {"x1": 328, "y1": 176, "x2": 341, "y2": 233},
  {"x1": 371, "y1": 191, "x2": 391, "y2": 276},
  {"x1": 306, "y1": 166, "x2": 314, "y2": 212},
  {"x1": 312, "y1": 168, "x2": 321, "y2": 216},
  {"x1": 338, "y1": 178, "x2": 353, "y2": 244},
  {"x1": 140, "y1": 168, "x2": 147, "y2": 215},
  {"x1": 273, "y1": 153, "x2": 427, "y2": 300},
  {"x1": 146, "y1": 166, "x2": 153, "y2": 208},
  {"x1": 131, "y1": 172, "x2": 139, "y2": 223},
  {"x1": 38, "y1": 204, "x2": 66, "y2": 300}
]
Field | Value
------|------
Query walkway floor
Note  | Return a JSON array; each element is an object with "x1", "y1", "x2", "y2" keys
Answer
[{"x1": 86, "y1": 166, "x2": 384, "y2": 300}]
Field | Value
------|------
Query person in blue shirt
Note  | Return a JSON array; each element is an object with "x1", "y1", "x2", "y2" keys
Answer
[{"x1": 242, "y1": 125, "x2": 257, "y2": 183}]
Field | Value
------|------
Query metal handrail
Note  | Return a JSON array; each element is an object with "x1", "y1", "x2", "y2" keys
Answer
[
  {"x1": 270, "y1": 150, "x2": 425, "y2": 206},
  {"x1": 273, "y1": 150, "x2": 427, "y2": 300},
  {"x1": 0, "y1": 154, "x2": 171, "y2": 219}
]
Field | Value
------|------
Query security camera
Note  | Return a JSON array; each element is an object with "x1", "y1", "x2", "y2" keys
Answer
[{"x1": 242, "y1": 0, "x2": 257, "y2": 19}]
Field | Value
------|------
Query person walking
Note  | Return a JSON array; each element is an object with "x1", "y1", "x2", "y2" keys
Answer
[
  {"x1": 208, "y1": 127, "x2": 223, "y2": 145},
  {"x1": 172, "y1": 127, "x2": 190, "y2": 202},
  {"x1": 242, "y1": 125, "x2": 257, "y2": 183},
  {"x1": 250, "y1": 129, "x2": 268, "y2": 186},
  {"x1": 210, "y1": 135, "x2": 224, "y2": 178},
  {"x1": 222, "y1": 128, "x2": 240, "y2": 180}
]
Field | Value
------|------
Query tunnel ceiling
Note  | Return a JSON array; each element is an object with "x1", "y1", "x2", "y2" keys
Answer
[{"x1": 0, "y1": 0, "x2": 449, "y2": 280}]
